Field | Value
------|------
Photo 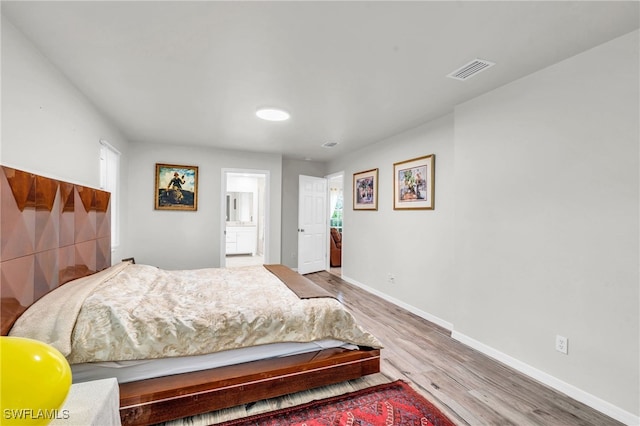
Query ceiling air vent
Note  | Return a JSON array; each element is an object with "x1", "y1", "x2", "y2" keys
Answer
[{"x1": 447, "y1": 59, "x2": 495, "y2": 81}]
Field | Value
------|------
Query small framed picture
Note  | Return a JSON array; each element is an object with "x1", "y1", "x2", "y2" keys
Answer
[
  {"x1": 155, "y1": 163, "x2": 198, "y2": 211},
  {"x1": 393, "y1": 154, "x2": 435, "y2": 210},
  {"x1": 353, "y1": 168, "x2": 378, "y2": 210}
]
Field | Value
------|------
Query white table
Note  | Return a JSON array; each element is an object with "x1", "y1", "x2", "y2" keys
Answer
[{"x1": 51, "y1": 378, "x2": 121, "y2": 426}]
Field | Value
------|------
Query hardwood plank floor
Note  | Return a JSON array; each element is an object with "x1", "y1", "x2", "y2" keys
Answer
[
  {"x1": 308, "y1": 270, "x2": 623, "y2": 426},
  {"x1": 162, "y1": 269, "x2": 623, "y2": 426}
]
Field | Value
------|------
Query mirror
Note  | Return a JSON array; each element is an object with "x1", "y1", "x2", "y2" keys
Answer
[{"x1": 226, "y1": 192, "x2": 253, "y2": 223}]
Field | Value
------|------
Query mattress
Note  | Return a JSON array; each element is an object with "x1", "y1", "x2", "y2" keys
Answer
[{"x1": 72, "y1": 339, "x2": 357, "y2": 384}]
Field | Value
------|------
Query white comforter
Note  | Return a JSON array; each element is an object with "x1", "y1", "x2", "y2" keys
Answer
[{"x1": 10, "y1": 263, "x2": 381, "y2": 364}]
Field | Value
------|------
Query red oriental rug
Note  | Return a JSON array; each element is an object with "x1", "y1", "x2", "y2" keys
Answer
[{"x1": 217, "y1": 380, "x2": 456, "y2": 426}]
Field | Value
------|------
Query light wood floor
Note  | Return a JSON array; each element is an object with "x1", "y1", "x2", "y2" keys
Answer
[
  {"x1": 163, "y1": 269, "x2": 623, "y2": 426},
  {"x1": 309, "y1": 270, "x2": 623, "y2": 426}
]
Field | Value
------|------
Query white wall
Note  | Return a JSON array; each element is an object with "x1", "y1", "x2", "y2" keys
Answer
[
  {"x1": 1, "y1": 16, "x2": 131, "y2": 262},
  {"x1": 328, "y1": 31, "x2": 639, "y2": 421},
  {"x1": 127, "y1": 142, "x2": 282, "y2": 270},
  {"x1": 453, "y1": 30, "x2": 639, "y2": 418},
  {"x1": 328, "y1": 114, "x2": 456, "y2": 325}
]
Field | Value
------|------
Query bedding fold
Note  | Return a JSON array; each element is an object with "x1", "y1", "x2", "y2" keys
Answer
[{"x1": 9, "y1": 262, "x2": 131, "y2": 356}]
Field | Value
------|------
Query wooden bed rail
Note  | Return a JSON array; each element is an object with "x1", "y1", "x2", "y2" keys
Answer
[{"x1": 119, "y1": 347, "x2": 380, "y2": 426}]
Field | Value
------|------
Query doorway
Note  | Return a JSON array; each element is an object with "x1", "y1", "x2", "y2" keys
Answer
[
  {"x1": 221, "y1": 170, "x2": 269, "y2": 267},
  {"x1": 327, "y1": 173, "x2": 344, "y2": 276}
]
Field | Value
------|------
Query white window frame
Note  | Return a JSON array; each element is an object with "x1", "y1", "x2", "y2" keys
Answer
[{"x1": 99, "y1": 139, "x2": 120, "y2": 250}]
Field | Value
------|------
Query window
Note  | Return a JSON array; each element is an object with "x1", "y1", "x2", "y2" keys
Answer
[{"x1": 99, "y1": 140, "x2": 120, "y2": 249}]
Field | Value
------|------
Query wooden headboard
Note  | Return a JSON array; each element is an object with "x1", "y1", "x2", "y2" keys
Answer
[{"x1": 0, "y1": 166, "x2": 111, "y2": 335}]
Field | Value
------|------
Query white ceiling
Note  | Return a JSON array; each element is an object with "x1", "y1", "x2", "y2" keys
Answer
[{"x1": 2, "y1": 1, "x2": 638, "y2": 161}]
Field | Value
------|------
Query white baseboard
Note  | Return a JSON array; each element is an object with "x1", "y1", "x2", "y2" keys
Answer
[
  {"x1": 451, "y1": 332, "x2": 640, "y2": 426},
  {"x1": 340, "y1": 274, "x2": 639, "y2": 426},
  {"x1": 339, "y1": 275, "x2": 453, "y2": 332}
]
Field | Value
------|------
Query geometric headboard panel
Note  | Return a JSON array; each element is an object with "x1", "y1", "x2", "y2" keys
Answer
[{"x1": 0, "y1": 166, "x2": 110, "y2": 334}]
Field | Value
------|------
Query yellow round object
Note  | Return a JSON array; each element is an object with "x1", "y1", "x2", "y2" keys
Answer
[{"x1": 0, "y1": 336, "x2": 72, "y2": 425}]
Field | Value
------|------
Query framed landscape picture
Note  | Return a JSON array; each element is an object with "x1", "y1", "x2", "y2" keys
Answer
[
  {"x1": 353, "y1": 168, "x2": 378, "y2": 210},
  {"x1": 393, "y1": 154, "x2": 434, "y2": 210},
  {"x1": 155, "y1": 163, "x2": 198, "y2": 211}
]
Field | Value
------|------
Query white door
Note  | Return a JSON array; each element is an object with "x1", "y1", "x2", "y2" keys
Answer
[{"x1": 298, "y1": 175, "x2": 327, "y2": 274}]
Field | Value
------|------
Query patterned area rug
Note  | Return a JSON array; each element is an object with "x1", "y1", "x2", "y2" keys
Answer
[{"x1": 217, "y1": 380, "x2": 455, "y2": 426}]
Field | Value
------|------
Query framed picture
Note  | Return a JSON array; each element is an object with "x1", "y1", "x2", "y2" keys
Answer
[
  {"x1": 353, "y1": 168, "x2": 378, "y2": 210},
  {"x1": 155, "y1": 163, "x2": 198, "y2": 211},
  {"x1": 393, "y1": 154, "x2": 435, "y2": 210}
]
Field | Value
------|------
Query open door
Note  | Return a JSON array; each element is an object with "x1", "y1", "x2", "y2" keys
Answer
[{"x1": 297, "y1": 175, "x2": 327, "y2": 274}]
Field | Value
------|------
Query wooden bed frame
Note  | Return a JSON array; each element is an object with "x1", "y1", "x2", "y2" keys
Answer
[
  {"x1": 0, "y1": 166, "x2": 380, "y2": 426},
  {"x1": 119, "y1": 347, "x2": 380, "y2": 425}
]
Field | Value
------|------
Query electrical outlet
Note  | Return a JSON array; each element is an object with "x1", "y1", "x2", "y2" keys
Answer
[{"x1": 555, "y1": 335, "x2": 568, "y2": 354}]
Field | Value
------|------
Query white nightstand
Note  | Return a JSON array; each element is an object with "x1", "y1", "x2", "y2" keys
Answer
[{"x1": 51, "y1": 378, "x2": 121, "y2": 425}]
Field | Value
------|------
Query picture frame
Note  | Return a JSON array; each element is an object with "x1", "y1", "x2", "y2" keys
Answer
[
  {"x1": 155, "y1": 163, "x2": 199, "y2": 211},
  {"x1": 353, "y1": 168, "x2": 378, "y2": 210},
  {"x1": 393, "y1": 154, "x2": 435, "y2": 210}
]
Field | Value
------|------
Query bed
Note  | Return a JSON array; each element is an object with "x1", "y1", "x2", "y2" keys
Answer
[{"x1": 0, "y1": 166, "x2": 381, "y2": 425}]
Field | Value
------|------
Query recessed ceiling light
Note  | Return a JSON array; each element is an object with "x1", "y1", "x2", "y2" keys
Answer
[
  {"x1": 256, "y1": 107, "x2": 290, "y2": 121},
  {"x1": 322, "y1": 142, "x2": 339, "y2": 148}
]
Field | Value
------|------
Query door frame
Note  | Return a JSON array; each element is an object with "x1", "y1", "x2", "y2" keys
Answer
[{"x1": 220, "y1": 168, "x2": 270, "y2": 267}]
